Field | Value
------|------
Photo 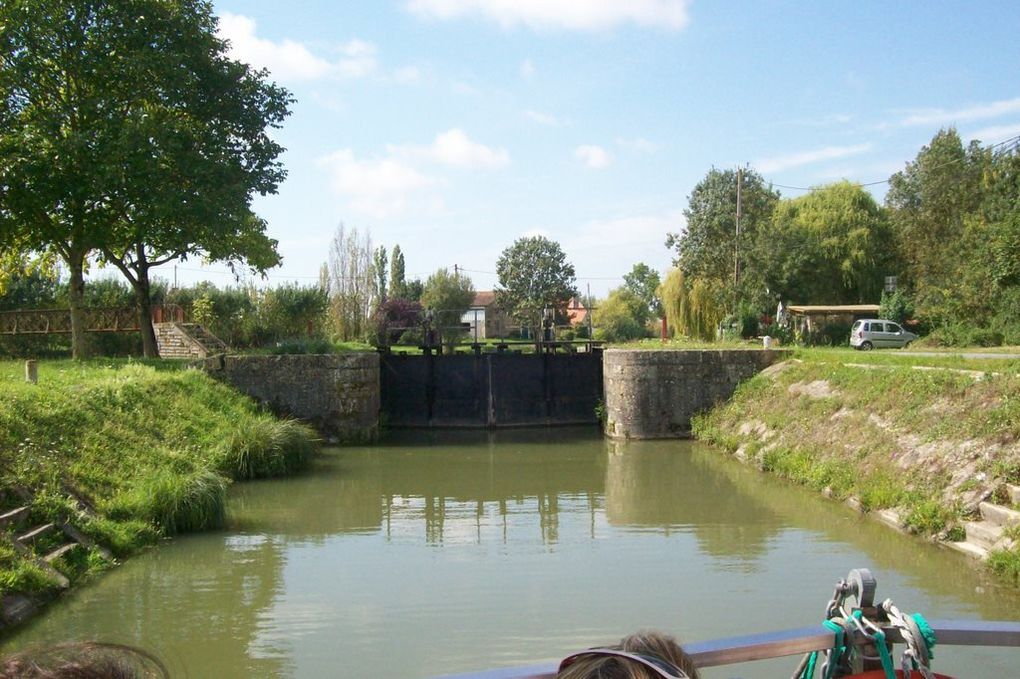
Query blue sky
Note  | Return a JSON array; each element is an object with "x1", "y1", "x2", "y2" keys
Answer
[{"x1": 163, "y1": 1, "x2": 1020, "y2": 296}]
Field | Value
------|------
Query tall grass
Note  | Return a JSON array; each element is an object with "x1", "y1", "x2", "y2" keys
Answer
[
  {"x1": 218, "y1": 416, "x2": 317, "y2": 480},
  {"x1": 0, "y1": 360, "x2": 320, "y2": 593}
]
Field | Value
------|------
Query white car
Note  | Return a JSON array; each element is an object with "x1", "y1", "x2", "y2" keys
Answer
[{"x1": 850, "y1": 319, "x2": 917, "y2": 350}]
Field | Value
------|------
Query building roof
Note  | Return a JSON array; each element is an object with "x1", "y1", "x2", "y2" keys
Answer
[
  {"x1": 787, "y1": 304, "x2": 880, "y2": 314},
  {"x1": 472, "y1": 291, "x2": 496, "y2": 307}
]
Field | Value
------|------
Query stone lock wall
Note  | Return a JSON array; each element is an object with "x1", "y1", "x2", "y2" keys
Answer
[
  {"x1": 603, "y1": 349, "x2": 788, "y2": 439},
  {"x1": 204, "y1": 353, "x2": 380, "y2": 443}
]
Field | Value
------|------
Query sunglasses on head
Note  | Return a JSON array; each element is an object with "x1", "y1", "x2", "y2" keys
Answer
[{"x1": 558, "y1": 648, "x2": 690, "y2": 679}]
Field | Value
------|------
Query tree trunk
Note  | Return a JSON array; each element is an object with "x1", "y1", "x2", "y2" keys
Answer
[
  {"x1": 134, "y1": 266, "x2": 160, "y2": 358},
  {"x1": 67, "y1": 247, "x2": 89, "y2": 360}
]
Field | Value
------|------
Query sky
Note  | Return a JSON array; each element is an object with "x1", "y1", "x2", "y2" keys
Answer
[{"x1": 155, "y1": 0, "x2": 1020, "y2": 297}]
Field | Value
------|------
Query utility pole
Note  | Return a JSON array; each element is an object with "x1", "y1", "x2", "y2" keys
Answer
[{"x1": 734, "y1": 167, "x2": 743, "y2": 287}]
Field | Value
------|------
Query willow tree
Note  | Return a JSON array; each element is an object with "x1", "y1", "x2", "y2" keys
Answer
[{"x1": 658, "y1": 268, "x2": 724, "y2": 341}]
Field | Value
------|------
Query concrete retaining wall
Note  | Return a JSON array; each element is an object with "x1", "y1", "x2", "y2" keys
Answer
[
  {"x1": 603, "y1": 349, "x2": 788, "y2": 439},
  {"x1": 204, "y1": 353, "x2": 380, "y2": 442}
]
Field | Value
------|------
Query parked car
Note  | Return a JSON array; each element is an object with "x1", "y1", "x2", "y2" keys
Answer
[{"x1": 850, "y1": 319, "x2": 918, "y2": 350}]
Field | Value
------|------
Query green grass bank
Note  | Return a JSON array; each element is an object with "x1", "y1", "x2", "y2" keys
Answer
[
  {"x1": 692, "y1": 353, "x2": 1020, "y2": 582},
  {"x1": 0, "y1": 360, "x2": 318, "y2": 606}
]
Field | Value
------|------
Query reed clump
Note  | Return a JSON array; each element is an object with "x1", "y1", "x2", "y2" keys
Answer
[{"x1": 0, "y1": 359, "x2": 319, "y2": 594}]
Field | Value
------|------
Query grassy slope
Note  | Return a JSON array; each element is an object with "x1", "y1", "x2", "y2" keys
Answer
[
  {"x1": 693, "y1": 353, "x2": 1020, "y2": 580},
  {"x1": 0, "y1": 360, "x2": 318, "y2": 596}
]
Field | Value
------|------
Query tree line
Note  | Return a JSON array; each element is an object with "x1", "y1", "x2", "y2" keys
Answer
[
  {"x1": 0, "y1": 0, "x2": 291, "y2": 358},
  {"x1": 662, "y1": 129, "x2": 1020, "y2": 345}
]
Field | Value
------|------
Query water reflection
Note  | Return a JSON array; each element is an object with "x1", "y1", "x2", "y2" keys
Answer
[
  {"x1": 604, "y1": 439, "x2": 781, "y2": 570},
  {"x1": 3, "y1": 428, "x2": 1018, "y2": 679}
]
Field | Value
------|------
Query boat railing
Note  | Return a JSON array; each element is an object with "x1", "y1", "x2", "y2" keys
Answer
[{"x1": 435, "y1": 619, "x2": 1020, "y2": 679}]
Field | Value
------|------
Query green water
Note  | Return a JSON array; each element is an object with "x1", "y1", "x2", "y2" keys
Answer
[{"x1": 4, "y1": 428, "x2": 1018, "y2": 677}]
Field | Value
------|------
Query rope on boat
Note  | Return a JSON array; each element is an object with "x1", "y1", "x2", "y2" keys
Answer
[{"x1": 794, "y1": 569, "x2": 941, "y2": 679}]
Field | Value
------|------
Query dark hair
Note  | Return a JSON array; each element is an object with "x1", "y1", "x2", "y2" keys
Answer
[{"x1": 0, "y1": 642, "x2": 168, "y2": 679}]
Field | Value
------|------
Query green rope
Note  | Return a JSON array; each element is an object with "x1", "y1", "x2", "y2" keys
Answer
[
  {"x1": 912, "y1": 612, "x2": 937, "y2": 659},
  {"x1": 800, "y1": 651, "x2": 818, "y2": 679},
  {"x1": 821, "y1": 619, "x2": 845, "y2": 679},
  {"x1": 869, "y1": 626, "x2": 897, "y2": 679}
]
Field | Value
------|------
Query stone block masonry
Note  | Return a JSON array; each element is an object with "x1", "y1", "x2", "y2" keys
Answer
[
  {"x1": 603, "y1": 349, "x2": 789, "y2": 439},
  {"x1": 204, "y1": 353, "x2": 380, "y2": 443}
]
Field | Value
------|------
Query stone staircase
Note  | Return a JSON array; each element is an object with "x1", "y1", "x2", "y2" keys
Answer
[
  {"x1": 154, "y1": 322, "x2": 228, "y2": 358},
  {"x1": 950, "y1": 486, "x2": 1020, "y2": 560},
  {"x1": 0, "y1": 487, "x2": 114, "y2": 627}
]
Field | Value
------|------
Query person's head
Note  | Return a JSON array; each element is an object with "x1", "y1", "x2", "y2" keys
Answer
[
  {"x1": 0, "y1": 642, "x2": 167, "y2": 679},
  {"x1": 557, "y1": 631, "x2": 700, "y2": 679}
]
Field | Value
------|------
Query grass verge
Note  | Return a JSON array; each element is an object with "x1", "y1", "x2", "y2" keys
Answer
[
  {"x1": 0, "y1": 359, "x2": 318, "y2": 598},
  {"x1": 693, "y1": 358, "x2": 1020, "y2": 553}
]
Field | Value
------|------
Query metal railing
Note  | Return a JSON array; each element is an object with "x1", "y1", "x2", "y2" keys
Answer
[
  {"x1": 0, "y1": 304, "x2": 184, "y2": 335},
  {"x1": 435, "y1": 619, "x2": 1020, "y2": 678}
]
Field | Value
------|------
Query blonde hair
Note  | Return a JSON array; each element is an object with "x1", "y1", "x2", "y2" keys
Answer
[{"x1": 557, "y1": 631, "x2": 700, "y2": 679}]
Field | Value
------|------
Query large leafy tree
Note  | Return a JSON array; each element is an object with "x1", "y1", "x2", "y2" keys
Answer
[
  {"x1": 421, "y1": 268, "x2": 474, "y2": 350},
  {"x1": 0, "y1": 0, "x2": 291, "y2": 357},
  {"x1": 622, "y1": 262, "x2": 662, "y2": 322},
  {"x1": 755, "y1": 181, "x2": 895, "y2": 304},
  {"x1": 495, "y1": 236, "x2": 577, "y2": 334},
  {"x1": 886, "y1": 128, "x2": 987, "y2": 322},
  {"x1": 666, "y1": 168, "x2": 779, "y2": 299}
]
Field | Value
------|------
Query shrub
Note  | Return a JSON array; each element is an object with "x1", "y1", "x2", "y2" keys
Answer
[
  {"x1": 107, "y1": 468, "x2": 227, "y2": 535},
  {"x1": 217, "y1": 417, "x2": 316, "y2": 480},
  {"x1": 880, "y1": 289, "x2": 914, "y2": 325}
]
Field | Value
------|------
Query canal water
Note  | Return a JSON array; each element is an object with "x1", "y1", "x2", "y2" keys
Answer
[{"x1": 3, "y1": 428, "x2": 1018, "y2": 678}]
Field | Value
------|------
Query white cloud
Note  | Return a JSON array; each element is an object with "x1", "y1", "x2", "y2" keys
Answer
[
  {"x1": 334, "y1": 39, "x2": 378, "y2": 78},
  {"x1": 964, "y1": 121, "x2": 1020, "y2": 145},
  {"x1": 564, "y1": 210, "x2": 684, "y2": 292},
  {"x1": 575, "y1": 145, "x2": 613, "y2": 169},
  {"x1": 524, "y1": 110, "x2": 563, "y2": 126},
  {"x1": 616, "y1": 137, "x2": 658, "y2": 153},
  {"x1": 406, "y1": 0, "x2": 691, "y2": 31},
  {"x1": 318, "y1": 150, "x2": 440, "y2": 218},
  {"x1": 217, "y1": 12, "x2": 376, "y2": 81},
  {"x1": 391, "y1": 129, "x2": 510, "y2": 169},
  {"x1": 899, "y1": 96, "x2": 1020, "y2": 127},
  {"x1": 756, "y1": 143, "x2": 872, "y2": 173},
  {"x1": 393, "y1": 65, "x2": 422, "y2": 84},
  {"x1": 520, "y1": 58, "x2": 535, "y2": 80}
]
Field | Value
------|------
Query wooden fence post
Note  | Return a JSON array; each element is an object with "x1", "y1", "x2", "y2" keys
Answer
[{"x1": 25, "y1": 360, "x2": 38, "y2": 384}]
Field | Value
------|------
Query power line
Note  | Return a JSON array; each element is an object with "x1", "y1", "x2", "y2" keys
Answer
[{"x1": 766, "y1": 133, "x2": 1020, "y2": 193}]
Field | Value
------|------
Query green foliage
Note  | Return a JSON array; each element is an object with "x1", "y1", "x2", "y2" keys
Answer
[
  {"x1": 593, "y1": 289, "x2": 648, "y2": 342},
  {"x1": 495, "y1": 236, "x2": 577, "y2": 333},
  {"x1": 389, "y1": 245, "x2": 407, "y2": 299},
  {"x1": 667, "y1": 167, "x2": 779, "y2": 290},
  {"x1": 887, "y1": 129, "x2": 987, "y2": 324},
  {"x1": 0, "y1": 0, "x2": 291, "y2": 358},
  {"x1": 758, "y1": 181, "x2": 894, "y2": 305},
  {"x1": 988, "y1": 548, "x2": 1020, "y2": 583},
  {"x1": 217, "y1": 417, "x2": 316, "y2": 480},
  {"x1": 622, "y1": 263, "x2": 662, "y2": 320},
  {"x1": 168, "y1": 282, "x2": 328, "y2": 349},
  {"x1": 880, "y1": 289, "x2": 914, "y2": 324},
  {"x1": 107, "y1": 468, "x2": 227, "y2": 536},
  {"x1": 901, "y1": 499, "x2": 956, "y2": 535},
  {"x1": 0, "y1": 360, "x2": 319, "y2": 589},
  {"x1": 373, "y1": 246, "x2": 388, "y2": 302},
  {"x1": 421, "y1": 268, "x2": 475, "y2": 346},
  {"x1": 659, "y1": 268, "x2": 725, "y2": 341},
  {"x1": 265, "y1": 338, "x2": 336, "y2": 355}
]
